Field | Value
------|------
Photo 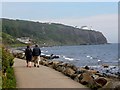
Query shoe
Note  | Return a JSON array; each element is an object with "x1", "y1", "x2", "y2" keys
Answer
[
  {"x1": 34, "y1": 64, "x2": 36, "y2": 67},
  {"x1": 37, "y1": 65, "x2": 39, "y2": 68},
  {"x1": 29, "y1": 66, "x2": 31, "y2": 68},
  {"x1": 26, "y1": 65, "x2": 28, "y2": 67}
]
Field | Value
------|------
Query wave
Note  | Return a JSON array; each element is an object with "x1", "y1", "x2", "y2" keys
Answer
[{"x1": 62, "y1": 56, "x2": 74, "y2": 61}]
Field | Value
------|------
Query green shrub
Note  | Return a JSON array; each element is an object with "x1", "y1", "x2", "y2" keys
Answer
[
  {"x1": 2, "y1": 47, "x2": 16, "y2": 88},
  {"x1": 2, "y1": 47, "x2": 14, "y2": 71}
]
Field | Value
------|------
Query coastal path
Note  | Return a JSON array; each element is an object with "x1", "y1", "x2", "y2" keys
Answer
[{"x1": 13, "y1": 58, "x2": 89, "y2": 88}]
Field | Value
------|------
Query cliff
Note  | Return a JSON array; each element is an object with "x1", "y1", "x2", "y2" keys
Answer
[{"x1": 2, "y1": 18, "x2": 107, "y2": 46}]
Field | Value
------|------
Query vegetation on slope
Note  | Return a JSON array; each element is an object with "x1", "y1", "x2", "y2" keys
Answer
[
  {"x1": 2, "y1": 46, "x2": 16, "y2": 88},
  {"x1": 1, "y1": 32, "x2": 26, "y2": 47},
  {"x1": 2, "y1": 18, "x2": 107, "y2": 46}
]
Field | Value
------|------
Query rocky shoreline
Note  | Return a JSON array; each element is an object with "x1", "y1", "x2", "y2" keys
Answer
[
  {"x1": 39, "y1": 57, "x2": 120, "y2": 89},
  {"x1": 12, "y1": 50, "x2": 120, "y2": 89}
]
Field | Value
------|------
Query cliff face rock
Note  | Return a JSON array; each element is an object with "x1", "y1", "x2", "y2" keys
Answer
[
  {"x1": 2, "y1": 18, "x2": 107, "y2": 45},
  {"x1": 77, "y1": 30, "x2": 107, "y2": 45}
]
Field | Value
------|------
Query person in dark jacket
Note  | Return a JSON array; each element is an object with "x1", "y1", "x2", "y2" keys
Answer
[
  {"x1": 25, "y1": 45, "x2": 32, "y2": 68},
  {"x1": 32, "y1": 44, "x2": 41, "y2": 68}
]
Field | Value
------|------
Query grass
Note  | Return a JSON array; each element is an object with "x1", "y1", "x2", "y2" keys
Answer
[
  {"x1": 0, "y1": 75, "x2": 2, "y2": 89},
  {"x1": 2, "y1": 46, "x2": 16, "y2": 89},
  {"x1": 2, "y1": 67, "x2": 16, "y2": 88},
  {"x1": 10, "y1": 43, "x2": 26, "y2": 47}
]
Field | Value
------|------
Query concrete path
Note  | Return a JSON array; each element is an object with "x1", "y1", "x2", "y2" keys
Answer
[{"x1": 13, "y1": 58, "x2": 88, "y2": 88}]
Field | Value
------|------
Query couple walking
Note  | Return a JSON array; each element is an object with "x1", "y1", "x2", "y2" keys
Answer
[{"x1": 25, "y1": 44, "x2": 41, "y2": 68}]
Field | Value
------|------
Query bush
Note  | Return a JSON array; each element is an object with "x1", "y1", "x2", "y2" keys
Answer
[
  {"x1": 2, "y1": 47, "x2": 14, "y2": 71},
  {"x1": 2, "y1": 47, "x2": 16, "y2": 88}
]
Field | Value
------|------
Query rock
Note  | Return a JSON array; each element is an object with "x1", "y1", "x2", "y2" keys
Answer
[
  {"x1": 42, "y1": 60, "x2": 48, "y2": 65},
  {"x1": 71, "y1": 65, "x2": 78, "y2": 71},
  {"x1": 114, "y1": 85, "x2": 120, "y2": 90},
  {"x1": 62, "y1": 63, "x2": 69, "y2": 67},
  {"x1": 52, "y1": 61, "x2": 60, "y2": 69},
  {"x1": 56, "y1": 65, "x2": 64, "y2": 72},
  {"x1": 95, "y1": 73, "x2": 104, "y2": 77},
  {"x1": 79, "y1": 67, "x2": 88, "y2": 73},
  {"x1": 84, "y1": 66, "x2": 90, "y2": 70},
  {"x1": 43, "y1": 61, "x2": 49, "y2": 66},
  {"x1": 65, "y1": 63, "x2": 77, "y2": 70},
  {"x1": 39, "y1": 60, "x2": 43, "y2": 65},
  {"x1": 80, "y1": 72, "x2": 95, "y2": 85},
  {"x1": 41, "y1": 54, "x2": 59, "y2": 59},
  {"x1": 63, "y1": 67, "x2": 75, "y2": 77},
  {"x1": 48, "y1": 61, "x2": 53, "y2": 65},
  {"x1": 92, "y1": 74, "x2": 99, "y2": 79},
  {"x1": 12, "y1": 49, "x2": 25, "y2": 59},
  {"x1": 102, "y1": 64, "x2": 109, "y2": 68},
  {"x1": 40, "y1": 57, "x2": 44, "y2": 61},
  {"x1": 101, "y1": 81, "x2": 113, "y2": 89},
  {"x1": 95, "y1": 77, "x2": 107, "y2": 86},
  {"x1": 13, "y1": 52, "x2": 25, "y2": 59},
  {"x1": 88, "y1": 70, "x2": 98, "y2": 74},
  {"x1": 74, "y1": 74, "x2": 82, "y2": 82},
  {"x1": 71, "y1": 74, "x2": 78, "y2": 80},
  {"x1": 75, "y1": 69, "x2": 83, "y2": 74}
]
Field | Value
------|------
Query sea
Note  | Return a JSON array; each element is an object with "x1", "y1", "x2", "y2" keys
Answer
[{"x1": 40, "y1": 43, "x2": 120, "y2": 76}]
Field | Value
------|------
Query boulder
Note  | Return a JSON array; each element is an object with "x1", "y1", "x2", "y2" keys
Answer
[
  {"x1": 48, "y1": 64, "x2": 53, "y2": 68},
  {"x1": 80, "y1": 72, "x2": 95, "y2": 85},
  {"x1": 79, "y1": 67, "x2": 88, "y2": 73},
  {"x1": 41, "y1": 54, "x2": 59, "y2": 59},
  {"x1": 101, "y1": 81, "x2": 113, "y2": 89},
  {"x1": 102, "y1": 64, "x2": 109, "y2": 68},
  {"x1": 88, "y1": 70, "x2": 98, "y2": 74},
  {"x1": 48, "y1": 61, "x2": 53, "y2": 65},
  {"x1": 43, "y1": 61, "x2": 49, "y2": 66},
  {"x1": 84, "y1": 66, "x2": 90, "y2": 70},
  {"x1": 63, "y1": 67, "x2": 75, "y2": 77},
  {"x1": 62, "y1": 63, "x2": 69, "y2": 67},
  {"x1": 70, "y1": 64, "x2": 78, "y2": 71},
  {"x1": 62, "y1": 63, "x2": 78, "y2": 72},
  {"x1": 92, "y1": 74, "x2": 99, "y2": 79},
  {"x1": 14, "y1": 52, "x2": 25, "y2": 59},
  {"x1": 70, "y1": 74, "x2": 78, "y2": 80},
  {"x1": 52, "y1": 61, "x2": 60, "y2": 69},
  {"x1": 56, "y1": 65, "x2": 65, "y2": 72},
  {"x1": 95, "y1": 77, "x2": 107, "y2": 86},
  {"x1": 39, "y1": 60, "x2": 43, "y2": 65},
  {"x1": 74, "y1": 74, "x2": 82, "y2": 82},
  {"x1": 75, "y1": 70, "x2": 83, "y2": 74},
  {"x1": 40, "y1": 57, "x2": 44, "y2": 61},
  {"x1": 114, "y1": 84, "x2": 120, "y2": 90},
  {"x1": 42, "y1": 61, "x2": 46, "y2": 65},
  {"x1": 95, "y1": 73, "x2": 104, "y2": 77}
]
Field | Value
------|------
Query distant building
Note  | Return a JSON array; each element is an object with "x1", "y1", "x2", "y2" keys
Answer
[
  {"x1": 81, "y1": 26, "x2": 89, "y2": 30},
  {"x1": 17, "y1": 37, "x2": 32, "y2": 44},
  {"x1": 81, "y1": 26, "x2": 94, "y2": 30}
]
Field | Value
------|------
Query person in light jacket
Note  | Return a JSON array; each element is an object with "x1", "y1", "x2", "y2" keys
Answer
[{"x1": 32, "y1": 44, "x2": 41, "y2": 68}]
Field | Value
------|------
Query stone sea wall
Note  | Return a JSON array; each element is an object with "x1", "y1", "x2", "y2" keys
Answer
[
  {"x1": 13, "y1": 51, "x2": 120, "y2": 89},
  {"x1": 39, "y1": 57, "x2": 120, "y2": 89}
]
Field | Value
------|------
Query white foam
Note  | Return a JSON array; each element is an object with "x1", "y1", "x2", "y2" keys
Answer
[
  {"x1": 41, "y1": 53, "x2": 45, "y2": 55},
  {"x1": 62, "y1": 56, "x2": 74, "y2": 61},
  {"x1": 45, "y1": 51, "x2": 48, "y2": 53},
  {"x1": 65, "y1": 58, "x2": 74, "y2": 61},
  {"x1": 86, "y1": 55, "x2": 91, "y2": 58},
  {"x1": 90, "y1": 57, "x2": 93, "y2": 59},
  {"x1": 46, "y1": 55, "x2": 50, "y2": 56},
  {"x1": 98, "y1": 59, "x2": 101, "y2": 62},
  {"x1": 41, "y1": 50, "x2": 44, "y2": 53}
]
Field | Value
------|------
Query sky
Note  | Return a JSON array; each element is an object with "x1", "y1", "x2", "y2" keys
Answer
[{"x1": 1, "y1": 0, "x2": 118, "y2": 43}]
